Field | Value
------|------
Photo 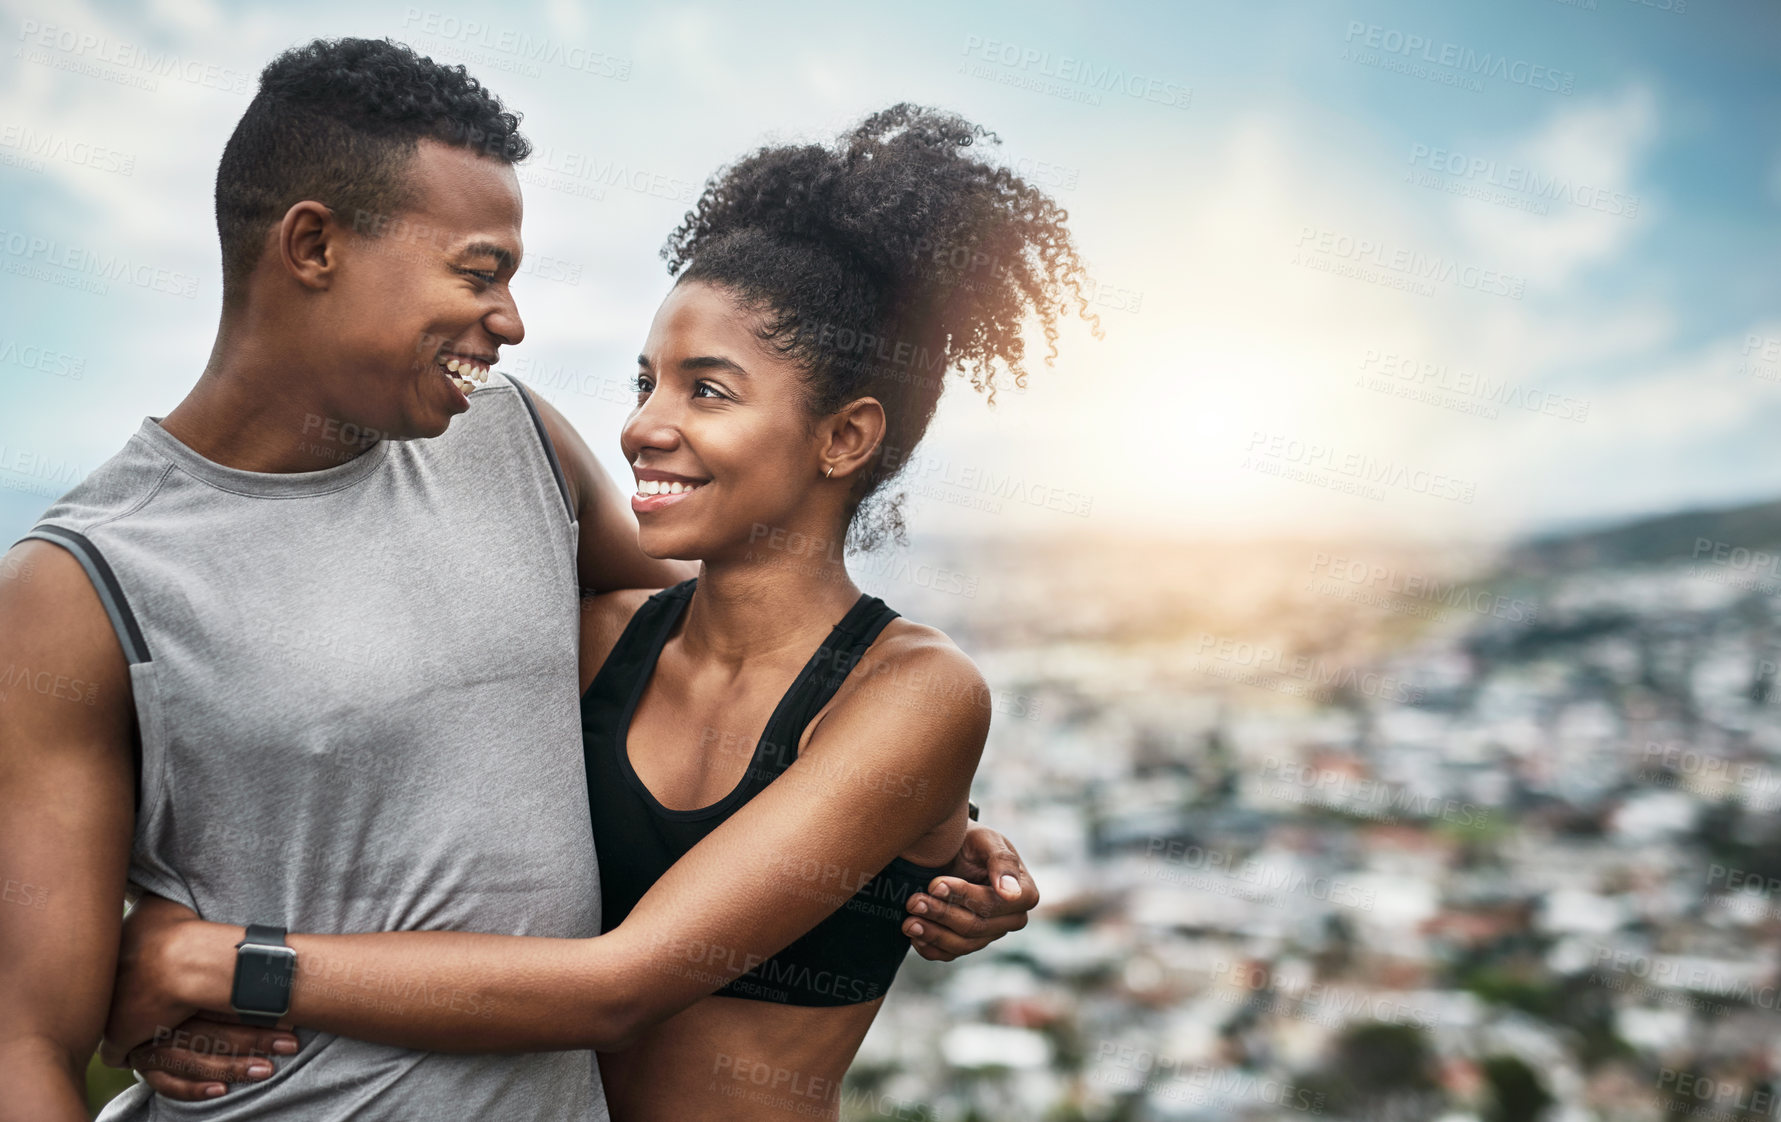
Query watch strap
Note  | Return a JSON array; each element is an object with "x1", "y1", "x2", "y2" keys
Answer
[{"x1": 238, "y1": 923, "x2": 287, "y2": 948}]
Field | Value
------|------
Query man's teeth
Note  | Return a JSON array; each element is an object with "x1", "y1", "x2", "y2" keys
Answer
[
  {"x1": 440, "y1": 356, "x2": 492, "y2": 394},
  {"x1": 635, "y1": 480, "x2": 706, "y2": 496}
]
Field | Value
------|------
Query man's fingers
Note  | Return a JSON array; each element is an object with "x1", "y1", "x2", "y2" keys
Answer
[
  {"x1": 902, "y1": 916, "x2": 985, "y2": 960},
  {"x1": 909, "y1": 936, "x2": 960, "y2": 962},
  {"x1": 981, "y1": 840, "x2": 1039, "y2": 906},
  {"x1": 918, "y1": 877, "x2": 1032, "y2": 927},
  {"x1": 908, "y1": 889, "x2": 993, "y2": 938},
  {"x1": 140, "y1": 1069, "x2": 229, "y2": 1101}
]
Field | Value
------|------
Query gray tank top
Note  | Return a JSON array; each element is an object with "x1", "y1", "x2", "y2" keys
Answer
[{"x1": 20, "y1": 373, "x2": 607, "y2": 1120}]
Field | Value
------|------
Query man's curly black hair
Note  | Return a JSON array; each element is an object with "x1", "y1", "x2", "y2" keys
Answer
[
  {"x1": 215, "y1": 37, "x2": 529, "y2": 305},
  {"x1": 662, "y1": 103, "x2": 1099, "y2": 552}
]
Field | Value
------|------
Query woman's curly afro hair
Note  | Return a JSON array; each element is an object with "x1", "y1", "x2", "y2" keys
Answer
[{"x1": 662, "y1": 103, "x2": 1098, "y2": 552}]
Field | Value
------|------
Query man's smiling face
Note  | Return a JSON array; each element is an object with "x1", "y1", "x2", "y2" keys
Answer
[{"x1": 314, "y1": 138, "x2": 528, "y2": 441}]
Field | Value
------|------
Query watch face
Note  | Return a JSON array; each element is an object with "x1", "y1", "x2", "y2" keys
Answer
[{"x1": 233, "y1": 944, "x2": 296, "y2": 1016}]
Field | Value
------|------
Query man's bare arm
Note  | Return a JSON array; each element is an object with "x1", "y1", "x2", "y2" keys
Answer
[
  {"x1": 0, "y1": 541, "x2": 138, "y2": 1122},
  {"x1": 521, "y1": 385, "x2": 696, "y2": 593}
]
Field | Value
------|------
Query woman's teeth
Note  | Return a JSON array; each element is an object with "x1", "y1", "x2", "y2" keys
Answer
[
  {"x1": 440, "y1": 356, "x2": 491, "y2": 395},
  {"x1": 635, "y1": 479, "x2": 706, "y2": 496}
]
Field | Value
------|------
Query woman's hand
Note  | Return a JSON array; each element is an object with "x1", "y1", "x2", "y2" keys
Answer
[
  {"x1": 99, "y1": 894, "x2": 231, "y2": 1067},
  {"x1": 127, "y1": 1015, "x2": 298, "y2": 1101},
  {"x1": 902, "y1": 821, "x2": 1041, "y2": 961}
]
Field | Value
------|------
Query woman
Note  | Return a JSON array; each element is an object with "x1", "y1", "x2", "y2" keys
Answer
[{"x1": 103, "y1": 103, "x2": 1093, "y2": 1119}]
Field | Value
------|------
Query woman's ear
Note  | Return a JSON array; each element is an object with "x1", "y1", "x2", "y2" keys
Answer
[{"x1": 818, "y1": 397, "x2": 887, "y2": 480}]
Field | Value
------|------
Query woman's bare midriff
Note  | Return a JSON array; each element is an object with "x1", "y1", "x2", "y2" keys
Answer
[{"x1": 599, "y1": 993, "x2": 885, "y2": 1121}]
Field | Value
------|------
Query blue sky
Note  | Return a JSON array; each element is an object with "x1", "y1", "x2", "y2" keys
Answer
[{"x1": 2, "y1": 0, "x2": 1777, "y2": 545}]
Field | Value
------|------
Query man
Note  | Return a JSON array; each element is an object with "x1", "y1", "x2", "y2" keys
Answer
[{"x1": 0, "y1": 37, "x2": 1035, "y2": 1121}]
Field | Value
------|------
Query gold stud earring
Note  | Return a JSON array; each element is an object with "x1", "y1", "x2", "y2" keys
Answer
[{"x1": 825, "y1": 466, "x2": 834, "y2": 479}]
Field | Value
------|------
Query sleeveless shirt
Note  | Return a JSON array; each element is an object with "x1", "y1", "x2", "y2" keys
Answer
[
  {"x1": 582, "y1": 579, "x2": 948, "y2": 1007},
  {"x1": 21, "y1": 373, "x2": 607, "y2": 1120}
]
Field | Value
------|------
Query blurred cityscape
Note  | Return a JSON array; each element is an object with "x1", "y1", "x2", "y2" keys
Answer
[{"x1": 850, "y1": 499, "x2": 1781, "y2": 1122}]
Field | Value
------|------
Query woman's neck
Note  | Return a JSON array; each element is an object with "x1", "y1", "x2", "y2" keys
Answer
[{"x1": 678, "y1": 545, "x2": 865, "y2": 669}]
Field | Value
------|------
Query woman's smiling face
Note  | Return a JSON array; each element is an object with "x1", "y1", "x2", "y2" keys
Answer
[{"x1": 622, "y1": 279, "x2": 839, "y2": 563}]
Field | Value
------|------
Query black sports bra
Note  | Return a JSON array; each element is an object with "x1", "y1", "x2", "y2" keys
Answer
[{"x1": 581, "y1": 579, "x2": 949, "y2": 1006}]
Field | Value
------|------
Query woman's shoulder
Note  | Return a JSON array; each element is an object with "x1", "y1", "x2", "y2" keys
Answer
[{"x1": 839, "y1": 615, "x2": 991, "y2": 733}]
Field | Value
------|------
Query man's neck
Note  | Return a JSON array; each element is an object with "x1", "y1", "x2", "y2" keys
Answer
[{"x1": 160, "y1": 335, "x2": 375, "y2": 474}]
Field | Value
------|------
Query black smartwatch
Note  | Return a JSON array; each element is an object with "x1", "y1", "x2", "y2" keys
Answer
[{"x1": 231, "y1": 924, "x2": 296, "y2": 1027}]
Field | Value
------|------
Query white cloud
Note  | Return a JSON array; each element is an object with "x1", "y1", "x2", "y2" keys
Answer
[{"x1": 1451, "y1": 85, "x2": 1658, "y2": 289}]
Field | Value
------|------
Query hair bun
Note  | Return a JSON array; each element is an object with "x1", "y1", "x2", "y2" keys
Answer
[{"x1": 662, "y1": 103, "x2": 1097, "y2": 549}]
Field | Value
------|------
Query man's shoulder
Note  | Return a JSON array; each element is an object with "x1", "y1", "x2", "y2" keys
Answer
[
  {"x1": 0, "y1": 536, "x2": 137, "y2": 713},
  {"x1": 25, "y1": 424, "x2": 174, "y2": 541}
]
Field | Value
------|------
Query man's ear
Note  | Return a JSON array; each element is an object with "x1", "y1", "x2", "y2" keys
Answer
[
  {"x1": 818, "y1": 397, "x2": 887, "y2": 481},
  {"x1": 277, "y1": 201, "x2": 338, "y2": 292}
]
